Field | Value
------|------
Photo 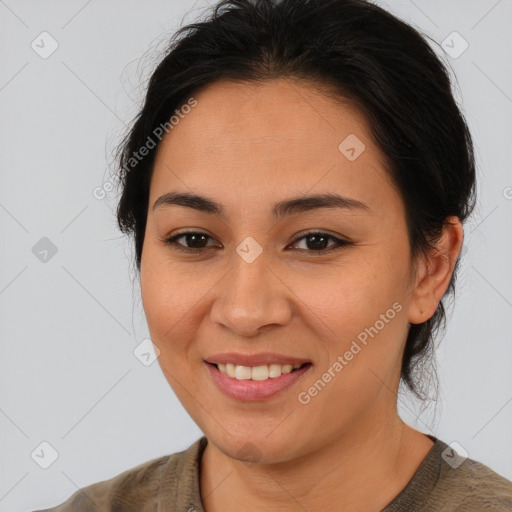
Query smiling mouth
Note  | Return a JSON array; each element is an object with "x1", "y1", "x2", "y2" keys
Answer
[{"x1": 207, "y1": 362, "x2": 312, "y2": 381}]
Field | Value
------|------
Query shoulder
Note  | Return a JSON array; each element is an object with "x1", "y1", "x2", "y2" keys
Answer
[
  {"x1": 427, "y1": 441, "x2": 512, "y2": 512},
  {"x1": 31, "y1": 439, "x2": 203, "y2": 512}
]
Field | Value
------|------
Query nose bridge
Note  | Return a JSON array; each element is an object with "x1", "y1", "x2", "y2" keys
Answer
[{"x1": 211, "y1": 244, "x2": 292, "y2": 336}]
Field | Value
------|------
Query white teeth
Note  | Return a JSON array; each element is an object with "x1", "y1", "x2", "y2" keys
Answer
[
  {"x1": 251, "y1": 365, "x2": 269, "y2": 381},
  {"x1": 215, "y1": 362, "x2": 305, "y2": 380},
  {"x1": 234, "y1": 365, "x2": 252, "y2": 380},
  {"x1": 268, "y1": 364, "x2": 282, "y2": 378},
  {"x1": 226, "y1": 363, "x2": 236, "y2": 378}
]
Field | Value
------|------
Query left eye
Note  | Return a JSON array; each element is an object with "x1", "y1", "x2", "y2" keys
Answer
[
  {"x1": 163, "y1": 231, "x2": 353, "y2": 254},
  {"x1": 290, "y1": 231, "x2": 351, "y2": 252}
]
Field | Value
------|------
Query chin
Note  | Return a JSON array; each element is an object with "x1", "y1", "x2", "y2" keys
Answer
[{"x1": 207, "y1": 426, "x2": 305, "y2": 465}]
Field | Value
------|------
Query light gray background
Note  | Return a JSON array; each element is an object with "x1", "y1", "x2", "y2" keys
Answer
[{"x1": 0, "y1": 0, "x2": 511, "y2": 510}]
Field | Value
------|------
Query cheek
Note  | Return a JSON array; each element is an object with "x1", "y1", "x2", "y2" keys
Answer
[
  {"x1": 140, "y1": 247, "x2": 226, "y2": 371},
  {"x1": 295, "y1": 253, "x2": 408, "y2": 335},
  {"x1": 140, "y1": 247, "x2": 197, "y2": 347},
  {"x1": 294, "y1": 272, "x2": 407, "y2": 428},
  {"x1": 289, "y1": 251, "x2": 410, "y2": 388}
]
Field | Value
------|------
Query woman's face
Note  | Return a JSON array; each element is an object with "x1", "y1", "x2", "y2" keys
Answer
[{"x1": 140, "y1": 78, "x2": 424, "y2": 462}]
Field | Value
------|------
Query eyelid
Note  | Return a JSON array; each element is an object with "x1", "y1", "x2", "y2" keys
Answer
[
  {"x1": 295, "y1": 233, "x2": 355, "y2": 255},
  {"x1": 163, "y1": 229, "x2": 219, "y2": 248},
  {"x1": 162, "y1": 229, "x2": 353, "y2": 254}
]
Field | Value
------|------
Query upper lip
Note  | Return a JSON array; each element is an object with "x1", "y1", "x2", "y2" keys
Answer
[{"x1": 204, "y1": 352, "x2": 311, "y2": 367}]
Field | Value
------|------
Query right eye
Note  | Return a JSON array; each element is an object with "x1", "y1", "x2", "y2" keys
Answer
[{"x1": 162, "y1": 231, "x2": 218, "y2": 253}]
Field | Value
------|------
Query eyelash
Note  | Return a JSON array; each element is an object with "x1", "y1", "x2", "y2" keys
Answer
[{"x1": 162, "y1": 230, "x2": 353, "y2": 255}]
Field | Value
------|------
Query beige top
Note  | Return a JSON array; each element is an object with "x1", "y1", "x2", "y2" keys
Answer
[{"x1": 34, "y1": 436, "x2": 512, "y2": 511}]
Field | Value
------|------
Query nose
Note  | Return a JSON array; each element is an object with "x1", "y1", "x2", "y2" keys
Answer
[{"x1": 210, "y1": 251, "x2": 293, "y2": 338}]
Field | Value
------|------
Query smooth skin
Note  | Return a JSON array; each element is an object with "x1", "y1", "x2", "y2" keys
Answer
[{"x1": 140, "y1": 78, "x2": 463, "y2": 512}]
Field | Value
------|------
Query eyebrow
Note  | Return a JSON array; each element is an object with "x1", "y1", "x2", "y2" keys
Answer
[{"x1": 152, "y1": 191, "x2": 371, "y2": 218}]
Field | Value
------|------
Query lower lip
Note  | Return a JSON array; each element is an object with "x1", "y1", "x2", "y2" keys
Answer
[{"x1": 205, "y1": 362, "x2": 312, "y2": 401}]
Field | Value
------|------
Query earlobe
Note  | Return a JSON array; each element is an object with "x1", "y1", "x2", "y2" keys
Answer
[{"x1": 408, "y1": 217, "x2": 464, "y2": 325}]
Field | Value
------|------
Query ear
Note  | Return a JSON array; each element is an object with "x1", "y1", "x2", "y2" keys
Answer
[{"x1": 408, "y1": 216, "x2": 464, "y2": 325}]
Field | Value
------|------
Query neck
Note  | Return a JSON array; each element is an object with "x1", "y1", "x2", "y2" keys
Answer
[{"x1": 199, "y1": 408, "x2": 434, "y2": 512}]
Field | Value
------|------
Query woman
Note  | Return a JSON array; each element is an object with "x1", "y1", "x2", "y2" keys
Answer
[{"x1": 35, "y1": 0, "x2": 512, "y2": 510}]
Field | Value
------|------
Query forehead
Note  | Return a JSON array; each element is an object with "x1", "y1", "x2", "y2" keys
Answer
[{"x1": 150, "y1": 78, "x2": 397, "y2": 215}]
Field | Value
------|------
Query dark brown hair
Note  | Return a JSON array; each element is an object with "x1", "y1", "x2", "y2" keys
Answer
[{"x1": 114, "y1": 0, "x2": 476, "y2": 398}]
